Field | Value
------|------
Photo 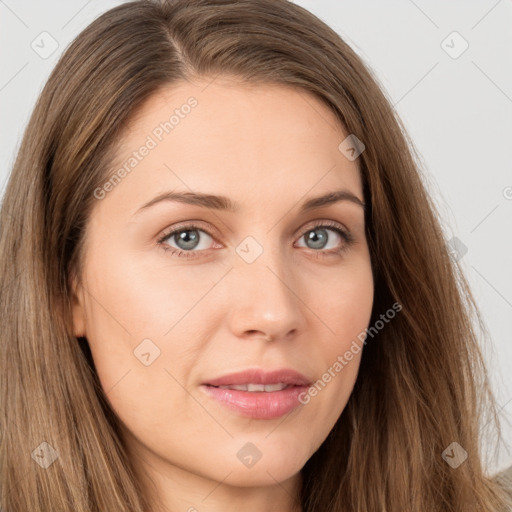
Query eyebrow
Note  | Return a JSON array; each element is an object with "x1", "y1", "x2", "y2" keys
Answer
[{"x1": 133, "y1": 188, "x2": 365, "y2": 217}]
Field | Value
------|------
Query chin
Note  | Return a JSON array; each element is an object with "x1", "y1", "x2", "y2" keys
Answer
[
  {"x1": 219, "y1": 443, "x2": 308, "y2": 487},
  {"x1": 222, "y1": 463, "x2": 303, "y2": 488}
]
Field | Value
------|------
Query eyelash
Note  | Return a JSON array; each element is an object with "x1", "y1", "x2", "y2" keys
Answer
[{"x1": 156, "y1": 220, "x2": 354, "y2": 260}]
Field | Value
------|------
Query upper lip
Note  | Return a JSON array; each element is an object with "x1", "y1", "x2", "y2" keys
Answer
[{"x1": 203, "y1": 368, "x2": 311, "y2": 387}]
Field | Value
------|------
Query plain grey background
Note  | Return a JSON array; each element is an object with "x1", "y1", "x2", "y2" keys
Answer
[{"x1": 1, "y1": 0, "x2": 511, "y2": 474}]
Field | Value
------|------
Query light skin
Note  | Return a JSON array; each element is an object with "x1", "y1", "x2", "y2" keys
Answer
[{"x1": 71, "y1": 76, "x2": 374, "y2": 512}]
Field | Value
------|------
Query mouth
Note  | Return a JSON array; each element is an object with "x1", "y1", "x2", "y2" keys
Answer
[{"x1": 200, "y1": 368, "x2": 312, "y2": 419}]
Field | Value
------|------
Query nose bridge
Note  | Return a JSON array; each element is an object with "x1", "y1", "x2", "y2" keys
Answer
[
  {"x1": 235, "y1": 231, "x2": 290, "y2": 293},
  {"x1": 227, "y1": 231, "x2": 304, "y2": 338}
]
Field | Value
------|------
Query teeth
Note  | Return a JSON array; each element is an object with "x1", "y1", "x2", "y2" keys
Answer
[
  {"x1": 247, "y1": 384, "x2": 265, "y2": 392},
  {"x1": 217, "y1": 383, "x2": 289, "y2": 392},
  {"x1": 259, "y1": 383, "x2": 288, "y2": 392}
]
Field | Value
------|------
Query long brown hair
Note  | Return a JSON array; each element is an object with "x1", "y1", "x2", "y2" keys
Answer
[{"x1": 1, "y1": 0, "x2": 510, "y2": 510}]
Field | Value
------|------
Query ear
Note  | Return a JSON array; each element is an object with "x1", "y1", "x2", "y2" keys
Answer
[{"x1": 69, "y1": 272, "x2": 86, "y2": 338}]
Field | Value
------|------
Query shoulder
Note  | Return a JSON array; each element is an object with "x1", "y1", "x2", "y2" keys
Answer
[
  {"x1": 494, "y1": 465, "x2": 512, "y2": 484},
  {"x1": 493, "y1": 465, "x2": 512, "y2": 503}
]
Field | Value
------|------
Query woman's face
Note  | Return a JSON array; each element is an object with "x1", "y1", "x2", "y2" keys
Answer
[{"x1": 71, "y1": 77, "x2": 373, "y2": 501}]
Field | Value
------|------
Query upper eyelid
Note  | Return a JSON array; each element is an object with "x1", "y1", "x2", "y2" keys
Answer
[{"x1": 158, "y1": 220, "x2": 219, "y2": 242}]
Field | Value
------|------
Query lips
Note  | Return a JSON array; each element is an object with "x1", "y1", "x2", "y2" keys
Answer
[
  {"x1": 202, "y1": 368, "x2": 312, "y2": 388},
  {"x1": 200, "y1": 368, "x2": 312, "y2": 419}
]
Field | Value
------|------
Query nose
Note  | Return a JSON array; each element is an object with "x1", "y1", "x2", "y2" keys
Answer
[{"x1": 225, "y1": 241, "x2": 307, "y2": 343}]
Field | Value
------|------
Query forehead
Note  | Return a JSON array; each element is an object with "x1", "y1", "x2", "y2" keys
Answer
[{"x1": 104, "y1": 77, "x2": 363, "y2": 213}]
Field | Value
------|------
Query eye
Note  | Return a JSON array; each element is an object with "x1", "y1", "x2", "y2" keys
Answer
[
  {"x1": 157, "y1": 223, "x2": 218, "y2": 259},
  {"x1": 295, "y1": 221, "x2": 353, "y2": 257},
  {"x1": 157, "y1": 220, "x2": 354, "y2": 260}
]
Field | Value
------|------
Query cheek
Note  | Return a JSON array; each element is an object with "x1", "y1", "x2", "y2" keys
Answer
[
  {"x1": 81, "y1": 272, "x2": 202, "y2": 448},
  {"x1": 301, "y1": 259, "x2": 373, "y2": 423},
  {"x1": 112, "y1": 253, "x2": 229, "y2": 335},
  {"x1": 316, "y1": 256, "x2": 374, "y2": 344},
  {"x1": 82, "y1": 238, "x2": 226, "y2": 344},
  {"x1": 79, "y1": 248, "x2": 226, "y2": 421}
]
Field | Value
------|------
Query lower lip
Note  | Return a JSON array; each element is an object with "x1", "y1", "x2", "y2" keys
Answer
[{"x1": 200, "y1": 384, "x2": 309, "y2": 419}]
